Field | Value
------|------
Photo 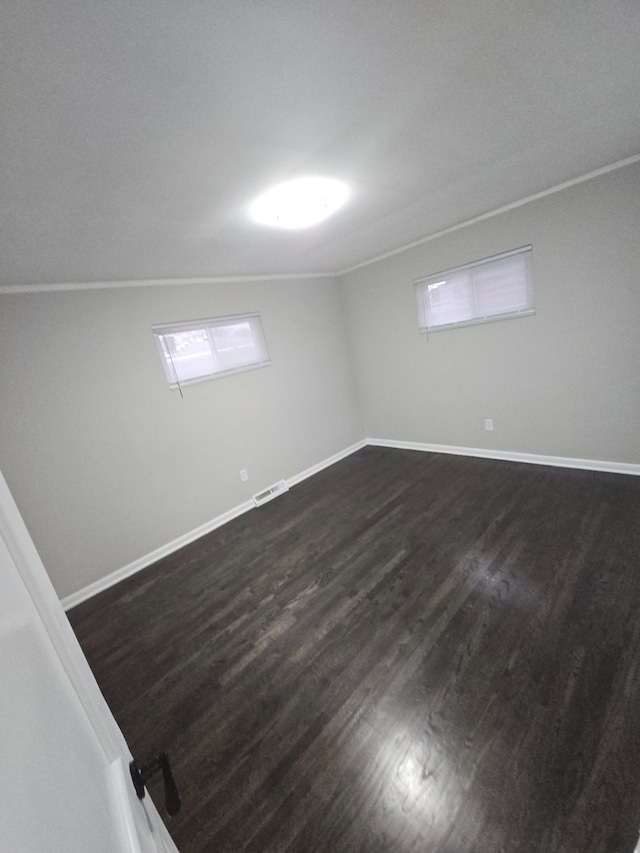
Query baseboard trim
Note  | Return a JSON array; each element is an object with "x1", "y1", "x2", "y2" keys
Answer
[
  {"x1": 61, "y1": 439, "x2": 367, "y2": 611},
  {"x1": 286, "y1": 440, "x2": 367, "y2": 488},
  {"x1": 365, "y1": 438, "x2": 640, "y2": 476},
  {"x1": 62, "y1": 436, "x2": 636, "y2": 610},
  {"x1": 61, "y1": 499, "x2": 255, "y2": 611}
]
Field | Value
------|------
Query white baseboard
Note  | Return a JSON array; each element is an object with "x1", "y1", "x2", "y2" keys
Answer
[
  {"x1": 365, "y1": 437, "x2": 640, "y2": 476},
  {"x1": 61, "y1": 499, "x2": 255, "y2": 611},
  {"x1": 61, "y1": 439, "x2": 367, "y2": 611},
  {"x1": 286, "y1": 440, "x2": 367, "y2": 487},
  {"x1": 62, "y1": 435, "x2": 637, "y2": 610}
]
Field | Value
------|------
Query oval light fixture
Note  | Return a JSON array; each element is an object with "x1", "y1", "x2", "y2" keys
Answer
[{"x1": 250, "y1": 176, "x2": 348, "y2": 229}]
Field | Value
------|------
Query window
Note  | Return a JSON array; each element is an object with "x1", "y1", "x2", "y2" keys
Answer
[
  {"x1": 152, "y1": 313, "x2": 270, "y2": 390},
  {"x1": 414, "y1": 245, "x2": 534, "y2": 333}
]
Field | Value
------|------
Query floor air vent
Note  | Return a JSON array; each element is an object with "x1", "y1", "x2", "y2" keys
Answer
[{"x1": 252, "y1": 479, "x2": 289, "y2": 507}]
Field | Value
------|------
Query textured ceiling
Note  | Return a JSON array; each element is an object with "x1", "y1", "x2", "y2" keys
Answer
[{"x1": 2, "y1": 0, "x2": 640, "y2": 286}]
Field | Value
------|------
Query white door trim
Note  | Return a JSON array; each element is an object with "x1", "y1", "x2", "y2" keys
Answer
[{"x1": 0, "y1": 469, "x2": 180, "y2": 853}]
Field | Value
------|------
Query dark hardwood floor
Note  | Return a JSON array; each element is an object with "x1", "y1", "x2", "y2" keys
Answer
[{"x1": 68, "y1": 447, "x2": 640, "y2": 852}]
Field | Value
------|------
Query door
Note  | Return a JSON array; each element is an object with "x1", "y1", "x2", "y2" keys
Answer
[{"x1": 0, "y1": 470, "x2": 179, "y2": 853}]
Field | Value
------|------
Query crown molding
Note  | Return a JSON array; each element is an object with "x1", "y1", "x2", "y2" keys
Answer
[
  {"x1": 2, "y1": 154, "x2": 639, "y2": 293},
  {"x1": 338, "y1": 153, "x2": 640, "y2": 276},
  {"x1": 0, "y1": 271, "x2": 338, "y2": 295}
]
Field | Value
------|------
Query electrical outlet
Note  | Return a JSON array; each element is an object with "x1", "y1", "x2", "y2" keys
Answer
[
  {"x1": 484, "y1": 419, "x2": 494, "y2": 431},
  {"x1": 240, "y1": 469, "x2": 249, "y2": 482}
]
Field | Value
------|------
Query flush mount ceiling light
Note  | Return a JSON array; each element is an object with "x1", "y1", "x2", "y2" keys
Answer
[{"x1": 250, "y1": 177, "x2": 348, "y2": 229}]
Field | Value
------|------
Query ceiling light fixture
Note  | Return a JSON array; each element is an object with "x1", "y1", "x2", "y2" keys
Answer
[{"x1": 250, "y1": 177, "x2": 348, "y2": 229}]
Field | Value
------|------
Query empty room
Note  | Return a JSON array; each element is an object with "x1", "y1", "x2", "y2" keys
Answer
[{"x1": 1, "y1": 2, "x2": 640, "y2": 852}]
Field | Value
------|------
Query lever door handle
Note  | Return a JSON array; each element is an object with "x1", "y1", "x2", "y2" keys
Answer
[{"x1": 129, "y1": 751, "x2": 181, "y2": 816}]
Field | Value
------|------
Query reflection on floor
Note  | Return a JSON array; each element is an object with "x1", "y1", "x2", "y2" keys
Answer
[{"x1": 69, "y1": 447, "x2": 640, "y2": 852}]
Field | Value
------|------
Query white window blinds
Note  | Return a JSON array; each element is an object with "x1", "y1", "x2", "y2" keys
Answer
[
  {"x1": 414, "y1": 245, "x2": 534, "y2": 333},
  {"x1": 152, "y1": 313, "x2": 270, "y2": 390}
]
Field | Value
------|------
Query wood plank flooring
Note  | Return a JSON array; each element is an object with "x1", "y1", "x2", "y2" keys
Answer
[{"x1": 68, "y1": 447, "x2": 640, "y2": 852}]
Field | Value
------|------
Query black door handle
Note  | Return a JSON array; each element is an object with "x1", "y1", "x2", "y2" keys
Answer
[{"x1": 129, "y1": 751, "x2": 181, "y2": 816}]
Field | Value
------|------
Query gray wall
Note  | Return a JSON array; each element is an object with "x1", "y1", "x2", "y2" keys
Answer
[
  {"x1": 1, "y1": 163, "x2": 638, "y2": 601},
  {"x1": 0, "y1": 277, "x2": 363, "y2": 598},
  {"x1": 340, "y1": 162, "x2": 640, "y2": 465}
]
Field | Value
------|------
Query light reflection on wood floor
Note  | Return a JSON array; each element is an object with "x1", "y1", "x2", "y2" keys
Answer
[{"x1": 69, "y1": 447, "x2": 640, "y2": 852}]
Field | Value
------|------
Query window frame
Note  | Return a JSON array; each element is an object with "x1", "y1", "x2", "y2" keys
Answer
[
  {"x1": 414, "y1": 245, "x2": 534, "y2": 334},
  {"x1": 152, "y1": 312, "x2": 271, "y2": 391}
]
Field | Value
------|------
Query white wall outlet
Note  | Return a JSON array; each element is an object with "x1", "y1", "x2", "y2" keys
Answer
[
  {"x1": 484, "y1": 419, "x2": 494, "y2": 431},
  {"x1": 240, "y1": 469, "x2": 249, "y2": 482}
]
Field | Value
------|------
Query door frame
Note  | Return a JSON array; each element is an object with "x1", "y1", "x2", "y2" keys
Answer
[{"x1": 0, "y1": 469, "x2": 179, "y2": 852}]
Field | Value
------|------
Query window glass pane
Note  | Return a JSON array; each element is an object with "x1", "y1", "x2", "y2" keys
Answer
[
  {"x1": 153, "y1": 313, "x2": 270, "y2": 389},
  {"x1": 473, "y1": 257, "x2": 529, "y2": 317},
  {"x1": 415, "y1": 246, "x2": 534, "y2": 332},
  {"x1": 427, "y1": 273, "x2": 474, "y2": 327},
  {"x1": 210, "y1": 321, "x2": 260, "y2": 370},
  {"x1": 161, "y1": 329, "x2": 216, "y2": 382}
]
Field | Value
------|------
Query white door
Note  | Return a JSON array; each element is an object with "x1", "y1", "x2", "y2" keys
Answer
[{"x1": 0, "y1": 470, "x2": 180, "y2": 853}]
